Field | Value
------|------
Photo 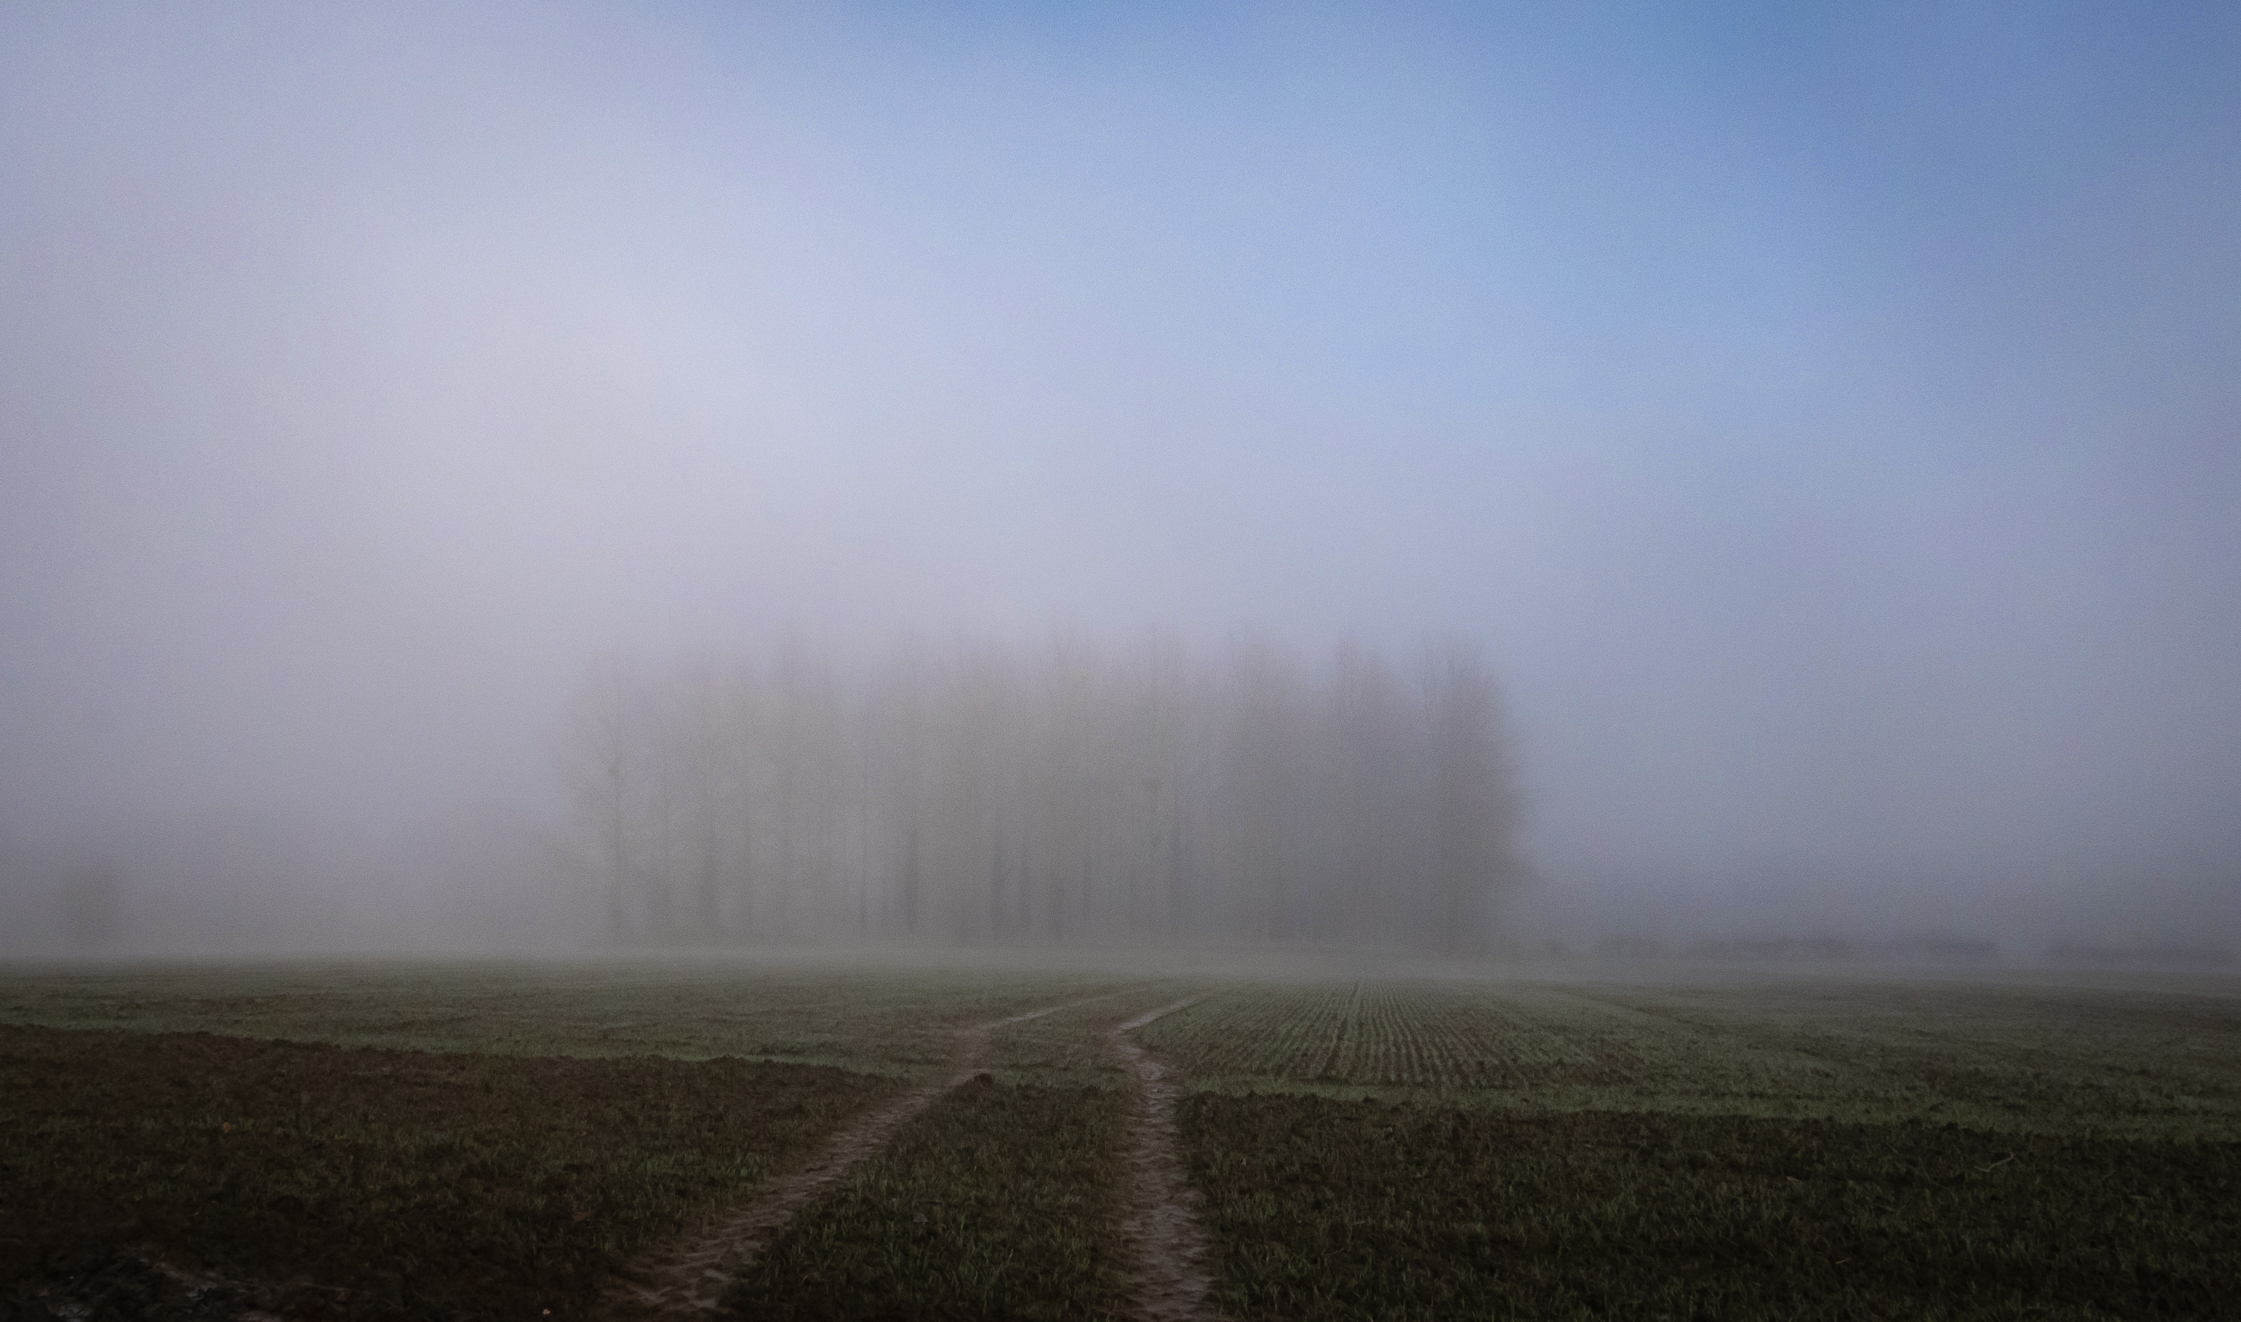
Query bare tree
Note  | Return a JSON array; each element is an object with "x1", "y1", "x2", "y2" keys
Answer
[
  {"x1": 564, "y1": 658, "x2": 635, "y2": 936},
  {"x1": 1419, "y1": 636, "x2": 1524, "y2": 952}
]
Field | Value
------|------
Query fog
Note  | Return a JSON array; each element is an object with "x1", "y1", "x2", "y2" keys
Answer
[{"x1": 3, "y1": 3, "x2": 2237, "y2": 960}]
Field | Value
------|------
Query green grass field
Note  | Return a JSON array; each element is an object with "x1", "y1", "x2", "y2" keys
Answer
[{"x1": 2, "y1": 958, "x2": 2236, "y2": 1319}]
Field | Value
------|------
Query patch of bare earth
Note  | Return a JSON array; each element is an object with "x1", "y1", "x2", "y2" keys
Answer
[
  {"x1": 1111, "y1": 997, "x2": 1217, "y2": 1322},
  {"x1": 597, "y1": 998, "x2": 1095, "y2": 1320}
]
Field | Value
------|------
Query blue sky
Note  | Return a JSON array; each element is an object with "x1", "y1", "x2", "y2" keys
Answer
[{"x1": 3, "y1": 2, "x2": 2237, "y2": 943}]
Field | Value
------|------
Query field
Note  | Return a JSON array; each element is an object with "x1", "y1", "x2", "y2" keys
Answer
[{"x1": 2, "y1": 958, "x2": 2237, "y2": 1319}]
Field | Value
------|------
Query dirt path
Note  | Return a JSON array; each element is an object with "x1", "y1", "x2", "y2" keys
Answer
[
  {"x1": 598, "y1": 995, "x2": 1109, "y2": 1320},
  {"x1": 1111, "y1": 996, "x2": 1219, "y2": 1322}
]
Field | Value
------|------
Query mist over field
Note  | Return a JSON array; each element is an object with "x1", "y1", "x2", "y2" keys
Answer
[{"x1": 2, "y1": 3, "x2": 2237, "y2": 960}]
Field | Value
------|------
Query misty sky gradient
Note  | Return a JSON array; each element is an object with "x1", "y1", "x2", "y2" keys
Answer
[{"x1": 4, "y1": 2, "x2": 2238, "y2": 945}]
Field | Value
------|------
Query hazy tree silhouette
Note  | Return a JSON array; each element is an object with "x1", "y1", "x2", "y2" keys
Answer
[
  {"x1": 60, "y1": 864, "x2": 123, "y2": 950},
  {"x1": 564, "y1": 631, "x2": 1525, "y2": 951}
]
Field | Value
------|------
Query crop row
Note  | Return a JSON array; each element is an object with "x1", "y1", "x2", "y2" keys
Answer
[{"x1": 1141, "y1": 978, "x2": 2241, "y2": 1137}]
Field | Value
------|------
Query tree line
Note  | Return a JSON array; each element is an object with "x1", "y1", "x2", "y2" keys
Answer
[{"x1": 563, "y1": 632, "x2": 1524, "y2": 952}]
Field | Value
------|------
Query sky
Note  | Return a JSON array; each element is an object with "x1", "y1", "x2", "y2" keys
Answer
[{"x1": 2, "y1": 1, "x2": 2237, "y2": 950}]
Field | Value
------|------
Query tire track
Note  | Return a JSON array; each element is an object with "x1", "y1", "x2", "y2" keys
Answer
[
  {"x1": 599, "y1": 994, "x2": 1115, "y2": 1319},
  {"x1": 1111, "y1": 996, "x2": 1218, "y2": 1322}
]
